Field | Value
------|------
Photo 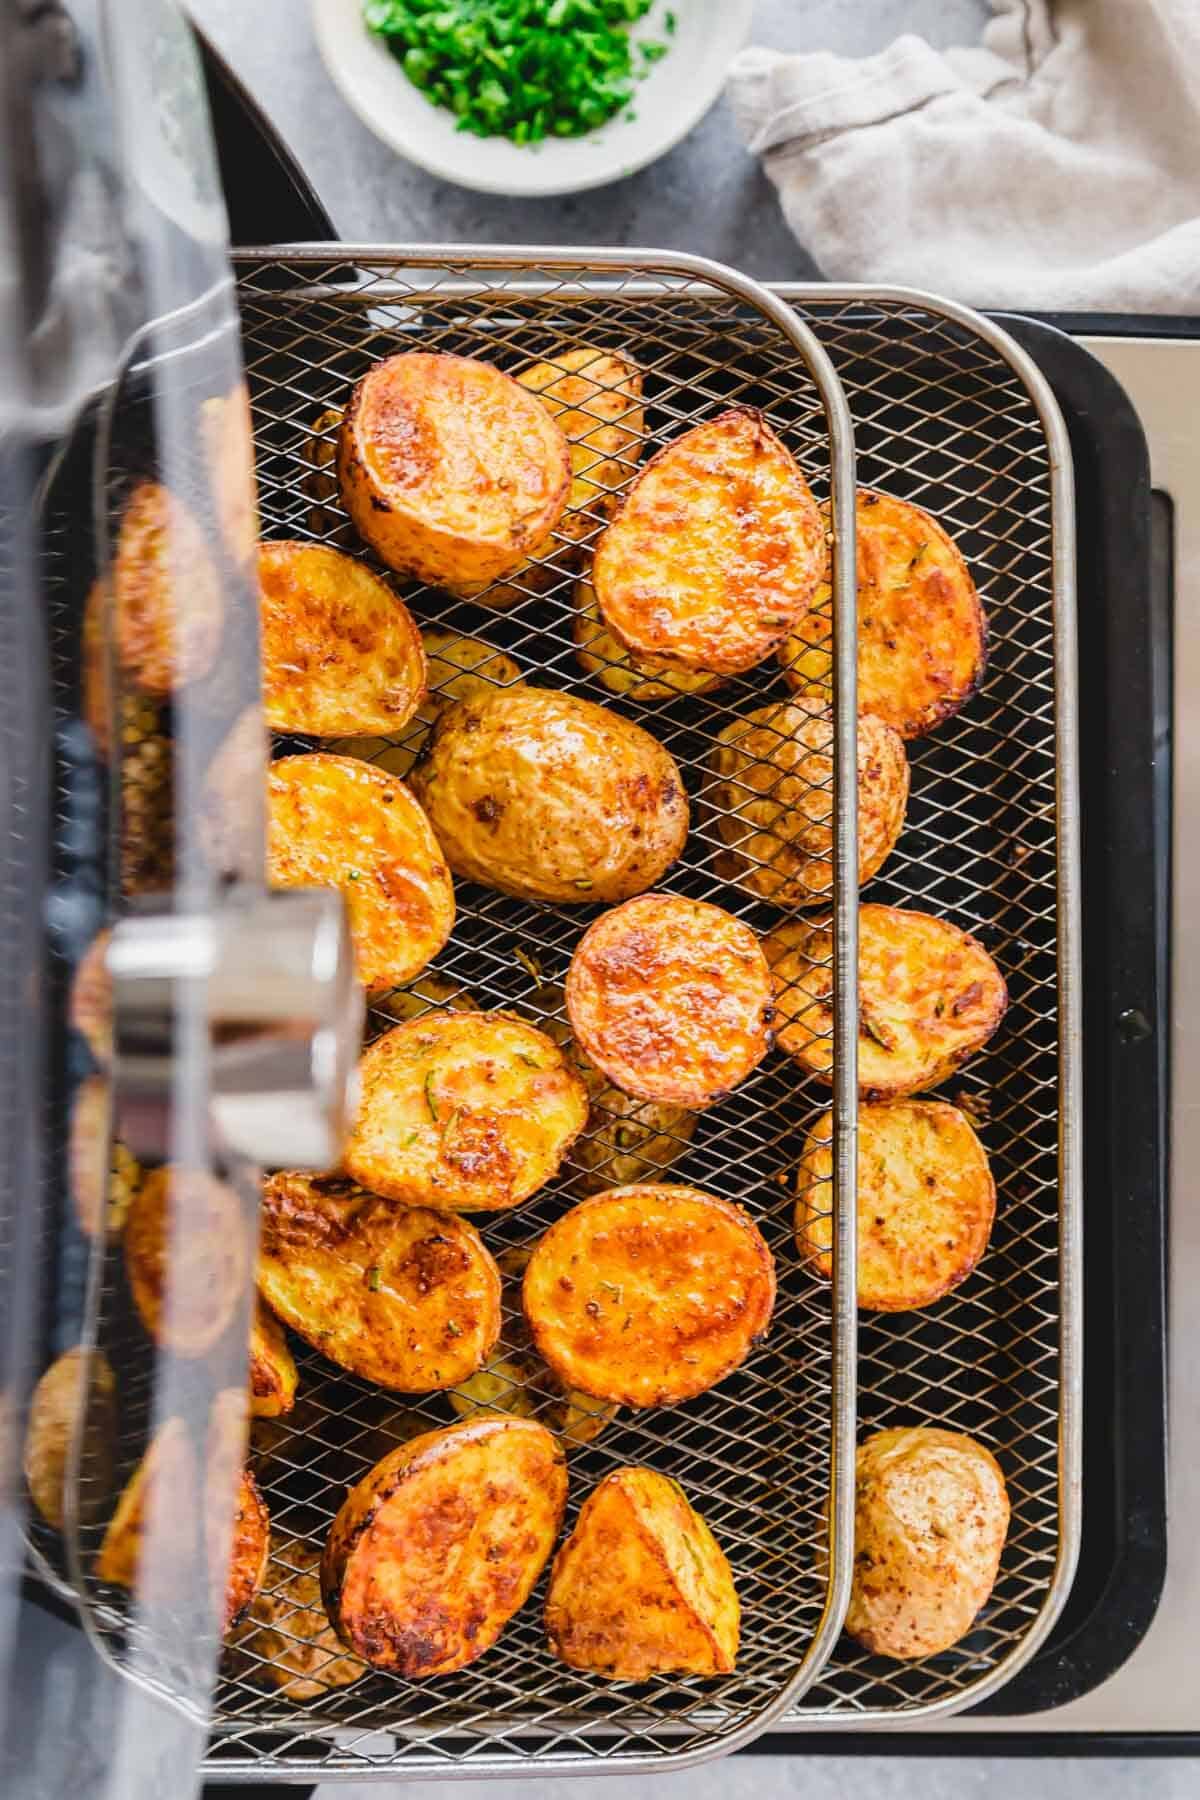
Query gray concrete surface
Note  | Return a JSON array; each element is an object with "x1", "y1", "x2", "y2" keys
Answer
[{"x1": 186, "y1": 2, "x2": 1196, "y2": 1793}]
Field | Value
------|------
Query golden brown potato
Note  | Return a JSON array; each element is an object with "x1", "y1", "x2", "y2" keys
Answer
[
  {"x1": 337, "y1": 352, "x2": 571, "y2": 596},
  {"x1": 248, "y1": 1299, "x2": 298, "y2": 1419},
  {"x1": 70, "y1": 927, "x2": 112, "y2": 1066},
  {"x1": 709, "y1": 698, "x2": 909, "y2": 906},
  {"x1": 778, "y1": 490, "x2": 987, "y2": 740},
  {"x1": 110, "y1": 479, "x2": 224, "y2": 694},
  {"x1": 796, "y1": 1100, "x2": 996, "y2": 1312},
  {"x1": 410, "y1": 687, "x2": 689, "y2": 906},
  {"x1": 767, "y1": 904, "x2": 1008, "y2": 1099},
  {"x1": 23, "y1": 1348, "x2": 116, "y2": 1531},
  {"x1": 573, "y1": 577, "x2": 723, "y2": 701},
  {"x1": 229, "y1": 1532, "x2": 364, "y2": 1696},
  {"x1": 450, "y1": 1245, "x2": 617, "y2": 1447},
  {"x1": 566, "y1": 1044, "x2": 696, "y2": 1195},
  {"x1": 566, "y1": 894, "x2": 774, "y2": 1108},
  {"x1": 267, "y1": 752, "x2": 454, "y2": 991},
  {"x1": 592, "y1": 409, "x2": 823, "y2": 675},
  {"x1": 847, "y1": 1426, "x2": 1009, "y2": 1659},
  {"x1": 258, "y1": 541, "x2": 425, "y2": 737},
  {"x1": 200, "y1": 703, "x2": 268, "y2": 883},
  {"x1": 523, "y1": 1183, "x2": 775, "y2": 1407},
  {"x1": 217, "y1": 1469, "x2": 271, "y2": 1632},
  {"x1": 258, "y1": 1170, "x2": 501, "y2": 1390},
  {"x1": 344, "y1": 1011, "x2": 588, "y2": 1211},
  {"x1": 545, "y1": 1466, "x2": 738, "y2": 1678},
  {"x1": 69, "y1": 1075, "x2": 138, "y2": 1239},
  {"x1": 95, "y1": 1415, "x2": 196, "y2": 1593},
  {"x1": 123, "y1": 1167, "x2": 248, "y2": 1357},
  {"x1": 334, "y1": 628, "x2": 524, "y2": 781},
  {"x1": 304, "y1": 405, "x2": 352, "y2": 540},
  {"x1": 321, "y1": 1417, "x2": 568, "y2": 1675},
  {"x1": 200, "y1": 383, "x2": 259, "y2": 567}
]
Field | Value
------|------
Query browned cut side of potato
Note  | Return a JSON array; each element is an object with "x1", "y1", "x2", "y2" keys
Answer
[
  {"x1": 110, "y1": 479, "x2": 224, "y2": 694},
  {"x1": 522, "y1": 1183, "x2": 775, "y2": 1408},
  {"x1": 219, "y1": 1467, "x2": 271, "y2": 1632},
  {"x1": 23, "y1": 1347, "x2": 116, "y2": 1531},
  {"x1": 847, "y1": 1426, "x2": 1009, "y2": 1659},
  {"x1": 778, "y1": 490, "x2": 987, "y2": 739},
  {"x1": 337, "y1": 352, "x2": 571, "y2": 596},
  {"x1": 229, "y1": 1531, "x2": 365, "y2": 1695},
  {"x1": 258, "y1": 1170, "x2": 501, "y2": 1389},
  {"x1": 321, "y1": 1417, "x2": 568, "y2": 1675},
  {"x1": 566, "y1": 894, "x2": 774, "y2": 1109},
  {"x1": 797, "y1": 1100, "x2": 996, "y2": 1312},
  {"x1": 267, "y1": 752, "x2": 454, "y2": 991},
  {"x1": 545, "y1": 1467, "x2": 738, "y2": 1678},
  {"x1": 70, "y1": 927, "x2": 112, "y2": 1066},
  {"x1": 259, "y1": 541, "x2": 426, "y2": 736},
  {"x1": 410, "y1": 687, "x2": 689, "y2": 906},
  {"x1": 709, "y1": 698, "x2": 909, "y2": 906},
  {"x1": 592, "y1": 409, "x2": 823, "y2": 675},
  {"x1": 248, "y1": 1299, "x2": 299, "y2": 1419},
  {"x1": 95, "y1": 1416, "x2": 197, "y2": 1594},
  {"x1": 573, "y1": 577, "x2": 722, "y2": 701},
  {"x1": 344, "y1": 1011, "x2": 588, "y2": 1211},
  {"x1": 767, "y1": 904, "x2": 1007, "y2": 1099},
  {"x1": 206, "y1": 1391, "x2": 271, "y2": 1632},
  {"x1": 123, "y1": 1167, "x2": 248, "y2": 1357}
]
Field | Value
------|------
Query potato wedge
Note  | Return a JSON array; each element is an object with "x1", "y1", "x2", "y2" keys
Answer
[
  {"x1": 124, "y1": 1167, "x2": 248, "y2": 1357},
  {"x1": 573, "y1": 577, "x2": 722, "y2": 701},
  {"x1": 545, "y1": 1467, "x2": 738, "y2": 1678},
  {"x1": 70, "y1": 926, "x2": 112, "y2": 1066},
  {"x1": 778, "y1": 490, "x2": 987, "y2": 739},
  {"x1": 337, "y1": 352, "x2": 570, "y2": 596},
  {"x1": 69, "y1": 1074, "x2": 138, "y2": 1238},
  {"x1": 523, "y1": 1183, "x2": 775, "y2": 1407},
  {"x1": 23, "y1": 1347, "x2": 116, "y2": 1531},
  {"x1": 200, "y1": 382, "x2": 259, "y2": 567},
  {"x1": 267, "y1": 752, "x2": 454, "y2": 991},
  {"x1": 410, "y1": 687, "x2": 689, "y2": 906},
  {"x1": 592, "y1": 409, "x2": 823, "y2": 675},
  {"x1": 344, "y1": 1012, "x2": 588, "y2": 1211},
  {"x1": 110, "y1": 479, "x2": 224, "y2": 694},
  {"x1": 205, "y1": 1392, "x2": 271, "y2": 1631},
  {"x1": 797, "y1": 1100, "x2": 996, "y2": 1312},
  {"x1": 259, "y1": 541, "x2": 426, "y2": 736},
  {"x1": 566, "y1": 894, "x2": 774, "y2": 1108},
  {"x1": 847, "y1": 1426, "x2": 1009, "y2": 1659},
  {"x1": 321, "y1": 1417, "x2": 567, "y2": 1675},
  {"x1": 767, "y1": 904, "x2": 1007, "y2": 1098},
  {"x1": 709, "y1": 698, "x2": 908, "y2": 906},
  {"x1": 229, "y1": 1531, "x2": 364, "y2": 1696},
  {"x1": 249, "y1": 1299, "x2": 298, "y2": 1419},
  {"x1": 95, "y1": 1416, "x2": 196, "y2": 1593},
  {"x1": 258, "y1": 1170, "x2": 501, "y2": 1390}
]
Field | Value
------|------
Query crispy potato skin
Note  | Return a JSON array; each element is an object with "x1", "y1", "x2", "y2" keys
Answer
[
  {"x1": 545, "y1": 1467, "x2": 738, "y2": 1678},
  {"x1": 95, "y1": 1416, "x2": 196, "y2": 1593},
  {"x1": 778, "y1": 490, "x2": 987, "y2": 739},
  {"x1": 124, "y1": 1167, "x2": 247, "y2": 1357},
  {"x1": 592, "y1": 409, "x2": 823, "y2": 675},
  {"x1": 321, "y1": 1418, "x2": 567, "y2": 1676},
  {"x1": 259, "y1": 1171, "x2": 501, "y2": 1389},
  {"x1": 111, "y1": 480, "x2": 224, "y2": 694},
  {"x1": 410, "y1": 687, "x2": 689, "y2": 905},
  {"x1": 337, "y1": 352, "x2": 571, "y2": 595},
  {"x1": 24, "y1": 1348, "x2": 115, "y2": 1531},
  {"x1": 566, "y1": 895, "x2": 774, "y2": 1108},
  {"x1": 522, "y1": 1183, "x2": 775, "y2": 1407},
  {"x1": 797, "y1": 1101, "x2": 996, "y2": 1312},
  {"x1": 767, "y1": 904, "x2": 1007, "y2": 1098},
  {"x1": 249, "y1": 1299, "x2": 299, "y2": 1419},
  {"x1": 230, "y1": 1532, "x2": 364, "y2": 1696},
  {"x1": 221, "y1": 1467, "x2": 272, "y2": 1631},
  {"x1": 267, "y1": 752, "x2": 454, "y2": 990},
  {"x1": 710, "y1": 698, "x2": 908, "y2": 906},
  {"x1": 70, "y1": 927, "x2": 112, "y2": 1066},
  {"x1": 573, "y1": 577, "x2": 722, "y2": 701},
  {"x1": 847, "y1": 1426, "x2": 1009, "y2": 1659},
  {"x1": 345, "y1": 1012, "x2": 588, "y2": 1211},
  {"x1": 259, "y1": 542, "x2": 426, "y2": 736}
]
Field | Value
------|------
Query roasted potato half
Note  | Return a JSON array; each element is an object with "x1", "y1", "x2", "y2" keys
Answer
[
  {"x1": 847, "y1": 1426, "x2": 1009, "y2": 1659},
  {"x1": 217, "y1": 1471, "x2": 271, "y2": 1632},
  {"x1": 249, "y1": 1299, "x2": 299, "y2": 1419},
  {"x1": 229, "y1": 1532, "x2": 364, "y2": 1696},
  {"x1": 321, "y1": 1417, "x2": 568, "y2": 1676},
  {"x1": 344, "y1": 1012, "x2": 588, "y2": 1211},
  {"x1": 259, "y1": 541, "x2": 425, "y2": 737},
  {"x1": 546, "y1": 1467, "x2": 738, "y2": 1678},
  {"x1": 566, "y1": 894, "x2": 774, "y2": 1108},
  {"x1": 767, "y1": 904, "x2": 1007, "y2": 1099},
  {"x1": 200, "y1": 382, "x2": 259, "y2": 567},
  {"x1": 69, "y1": 1075, "x2": 138, "y2": 1239},
  {"x1": 267, "y1": 752, "x2": 454, "y2": 991},
  {"x1": 592, "y1": 409, "x2": 823, "y2": 675},
  {"x1": 23, "y1": 1347, "x2": 116, "y2": 1531},
  {"x1": 337, "y1": 351, "x2": 571, "y2": 596},
  {"x1": 778, "y1": 490, "x2": 987, "y2": 739},
  {"x1": 95, "y1": 1416, "x2": 197, "y2": 1595},
  {"x1": 124, "y1": 1167, "x2": 248, "y2": 1357},
  {"x1": 334, "y1": 627, "x2": 524, "y2": 782},
  {"x1": 258, "y1": 1170, "x2": 501, "y2": 1390},
  {"x1": 410, "y1": 687, "x2": 689, "y2": 906},
  {"x1": 70, "y1": 926, "x2": 112, "y2": 1066},
  {"x1": 573, "y1": 577, "x2": 723, "y2": 701},
  {"x1": 523, "y1": 1183, "x2": 775, "y2": 1407},
  {"x1": 110, "y1": 479, "x2": 224, "y2": 694},
  {"x1": 797, "y1": 1101, "x2": 996, "y2": 1312},
  {"x1": 709, "y1": 698, "x2": 909, "y2": 906}
]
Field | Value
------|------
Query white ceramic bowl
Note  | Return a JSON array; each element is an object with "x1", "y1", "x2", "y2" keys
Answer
[{"x1": 311, "y1": 0, "x2": 752, "y2": 198}]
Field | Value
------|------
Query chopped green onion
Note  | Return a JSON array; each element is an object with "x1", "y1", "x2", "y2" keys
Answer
[
  {"x1": 425, "y1": 1071, "x2": 440, "y2": 1121},
  {"x1": 365, "y1": 1265, "x2": 382, "y2": 1291}
]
